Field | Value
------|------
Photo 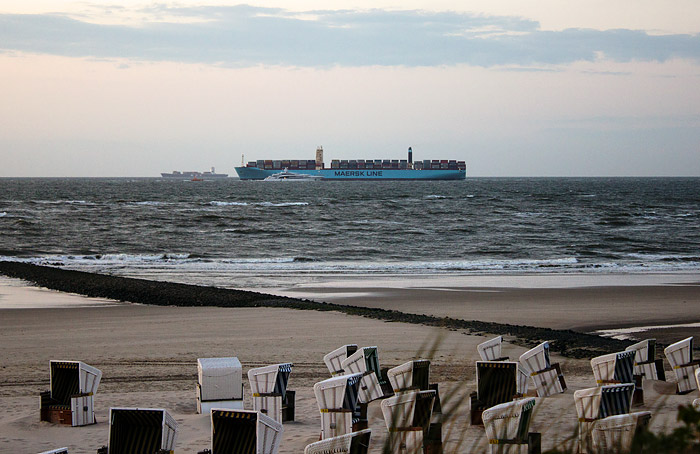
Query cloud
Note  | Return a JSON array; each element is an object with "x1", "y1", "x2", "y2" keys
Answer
[{"x1": 1, "y1": 5, "x2": 699, "y2": 67}]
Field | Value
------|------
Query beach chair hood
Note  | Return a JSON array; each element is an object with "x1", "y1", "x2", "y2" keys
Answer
[
  {"x1": 211, "y1": 409, "x2": 283, "y2": 454},
  {"x1": 108, "y1": 407, "x2": 178, "y2": 454},
  {"x1": 387, "y1": 360, "x2": 430, "y2": 393},
  {"x1": 324, "y1": 345, "x2": 358, "y2": 376},
  {"x1": 49, "y1": 360, "x2": 101, "y2": 405},
  {"x1": 314, "y1": 374, "x2": 363, "y2": 412},
  {"x1": 248, "y1": 363, "x2": 292, "y2": 399}
]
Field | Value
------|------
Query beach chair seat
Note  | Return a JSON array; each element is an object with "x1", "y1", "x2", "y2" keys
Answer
[
  {"x1": 625, "y1": 339, "x2": 665, "y2": 381},
  {"x1": 197, "y1": 357, "x2": 244, "y2": 414},
  {"x1": 40, "y1": 360, "x2": 102, "y2": 426},
  {"x1": 341, "y1": 347, "x2": 387, "y2": 403},
  {"x1": 590, "y1": 411, "x2": 651, "y2": 454},
  {"x1": 470, "y1": 361, "x2": 528, "y2": 426},
  {"x1": 519, "y1": 342, "x2": 566, "y2": 398},
  {"x1": 478, "y1": 336, "x2": 509, "y2": 362},
  {"x1": 314, "y1": 373, "x2": 364, "y2": 439},
  {"x1": 304, "y1": 429, "x2": 371, "y2": 454},
  {"x1": 664, "y1": 337, "x2": 700, "y2": 394},
  {"x1": 105, "y1": 407, "x2": 178, "y2": 454},
  {"x1": 324, "y1": 345, "x2": 359, "y2": 376},
  {"x1": 574, "y1": 384, "x2": 634, "y2": 454},
  {"x1": 381, "y1": 390, "x2": 436, "y2": 454},
  {"x1": 248, "y1": 363, "x2": 295, "y2": 423},
  {"x1": 482, "y1": 397, "x2": 539, "y2": 454}
]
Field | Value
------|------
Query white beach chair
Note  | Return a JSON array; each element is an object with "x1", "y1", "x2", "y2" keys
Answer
[
  {"x1": 304, "y1": 429, "x2": 371, "y2": 454},
  {"x1": 478, "y1": 336, "x2": 508, "y2": 361},
  {"x1": 314, "y1": 373, "x2": 364, "y2": 439},
  {"x1": 482, "y1": 397, "x2": 538, "y2": 454},
  {"x1": 248, "y1": 363, "x2": 294, "y2": 423},
  {"x1": 381, "y1": 389, "x2": 436, "y2": 454},
  {"x1": 324, "y1": 344, "x2": 359, "y2": 376},
  {"x1": 106, "y1": 407, "x2": 178, "y2": 454},
  {"x1": 664, "y1": 337, "x2": 700, "y2": 394},
  {"x1": 341, "y1": 347, "x2": 386, "y2": 403},
  {"x1": 590, "y1": 411, "x2": 651, "y2": 454},
  {"x1": 625, "y1": 339, "x2": 665, "y2": 381},
  {"x1": 574, "y1": 384, "x2": 635, "y2": 454},
  {"x1": 38, "y1": 449, "x2": 69, "y2": 454},
  {"x1": 39, "y1": 360, "x2": 102, "y2": 426},
  {"x1": 207, "y1": 408, "x2": 283, "y2": 454},
  {"x1": 196, "y1": 357, "x2": 244, "y2": 414},
  {"x1": 519, "y1": 342, "x2": 566, "y2": 397},
  {"x1": 471, "y1": 361, "x2": 529, "y2": 426},
  {"x1": 591, "y1": 351, "x2": 636, "y2": 385}
]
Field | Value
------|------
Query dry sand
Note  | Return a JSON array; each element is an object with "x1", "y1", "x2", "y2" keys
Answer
[{"x1": 1, "y1": 276, "x2": 698, "y2": 453}]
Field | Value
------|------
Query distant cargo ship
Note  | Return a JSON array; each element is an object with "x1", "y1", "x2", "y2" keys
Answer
[
  {"x1": 235, "y1": 147, "x2": 466, "y2": 180},
  {"x1": 161, "y1": 167, "x2": 228, "y2": 179}
]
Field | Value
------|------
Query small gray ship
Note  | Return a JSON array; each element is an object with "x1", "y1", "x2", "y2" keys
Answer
[{"x1": 160, "y1": 167, "x2": 228, "y2": 179}]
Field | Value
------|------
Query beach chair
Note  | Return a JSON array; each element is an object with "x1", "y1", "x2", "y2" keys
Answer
[
  {"x1": 625, "y1": 339, "x2": 666, "y2": 381},
  {"x1": 478, "y1": 336, "x2": 509, "y2": 361},
  {"x1": 574, "y1": 384, "x2": 635, "y2": 454},
  {"x1": 38, "y1": 449, "x2": 69, "y2": 454},
  {"x1": 202, "y1": 409, "x2": 283, "y2": 454},
  {"x1": 324, "y1": 344, "x2": 359, "y2": 376},
  {"x1": 341, "y1": 347, "x2": 388, "y2": 403},
  {"x1": 103, "y1": 407, "x2": 178, "y2": 454},
  {"x1": 197, "y1": 357, "x2": 244, "y2": 414},
  {"x1": 470, "y1": 361, "x2": 529, "y2": 425},
  {"x1": 314, "y1": 373, "x2": 364, "y2": 439},
  {"x1": 664, "y1": 337, "x2": 700, "y2": 394},
  {"x1": 591, "y1": 351, "x2": 636, "y2": 385},
  {"x1": 482, "y1": 397, "x2": 540, "y2": 454},
  {"x1": 387, "y1": 360, "x2": 443, "y2": 454},
  {"x1": 381, "y1": 389, "x2": 436, "y2": 454},
  {"x1": 248, "y1": 363, "x2": 295, "y2": 423},
  {"x1": 590, "y1": 411, "x2": 651, "y2": 454},
  {"x1": 39, "y1": 360, "x2": 102, "y2": 426},
  {"x1": 304, "y1": 429, "x2": 371, "y2": 454},
  {"x1": 519, "y1": 342, "x2": 566, "y2": 398}
]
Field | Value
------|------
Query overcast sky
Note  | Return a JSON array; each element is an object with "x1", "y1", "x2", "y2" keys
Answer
[{"x1": 2, "y1": 1, "x2": 699, "y2": 176}]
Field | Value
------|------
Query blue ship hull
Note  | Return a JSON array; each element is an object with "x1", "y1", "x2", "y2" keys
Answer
[{"x1": 235, "y1": 167, "x2": 466, "y2": 180}]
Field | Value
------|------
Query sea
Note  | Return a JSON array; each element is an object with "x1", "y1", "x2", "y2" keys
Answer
[{"x1": 1, "y1": 177, "x2": 699, "y2": 290}]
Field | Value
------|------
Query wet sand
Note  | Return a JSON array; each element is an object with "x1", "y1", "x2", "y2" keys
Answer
[{"x1": 1, "y1": 274, "x2": 699, "y2": 453}]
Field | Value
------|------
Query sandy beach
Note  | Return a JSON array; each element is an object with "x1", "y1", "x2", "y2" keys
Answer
[{"x1": 1, "y1": 273, "x2": 699, "y2": 453}]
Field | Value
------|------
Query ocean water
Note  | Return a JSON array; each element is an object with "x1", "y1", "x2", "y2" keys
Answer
[{"x1": 1, "y1": 177, "x2": 699, "y2": 289}]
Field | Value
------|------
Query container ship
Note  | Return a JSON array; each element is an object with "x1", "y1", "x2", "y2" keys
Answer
[
  {"x1": 234, "y1": 147, "x2": 466, "y2": 180},
  {"x1": 161, "y1": 167, "x2": 228, "y2": 179}
]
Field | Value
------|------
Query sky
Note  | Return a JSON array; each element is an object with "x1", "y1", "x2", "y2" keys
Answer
[{"x1": 1, "y1": 1, "x2": 699, "y2": 177}]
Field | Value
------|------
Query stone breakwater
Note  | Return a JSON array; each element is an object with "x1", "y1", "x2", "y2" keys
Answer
[{"x1": 0, "y1": 261, "x2": 630, "y2": 358}]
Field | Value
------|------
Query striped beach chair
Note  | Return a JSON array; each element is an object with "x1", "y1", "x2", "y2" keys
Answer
[
  {"x1": 478, "y1": 336, "x2": 509, "y2": 362},
  {"x1": 591, "y1": 351, "x2": 636, "y2": 385},
  {"x1": 574, "y1": 384, "x2": 635, "y2": 454},
  {"x1": 248, "y1": 363, "x2": 295, "y2": 423},
  {"x1": 664, "y1": 337, "x2": 700, "y2": 394},
  {"x1": 341, "y1": 347, "x2": 387, "y2": 404},
  {"x1": 482, "y1": 397, "x2": 539, "y2": 454},
  {"x1": 590, "y1": 411, "x2": 651, "y2": 454},
  {"x1": 380, "y1": 389, "x2": 436, "y2": 454},
  {"x1": 40, "y1": 360, "x2": 102, "y2": 426},
  {"x1": 324, "y1": 345, "x2": 359, "y2": 376},
  {"x1": 304, "y1": 429, "x2": 371, "y2": 454},
  {"x1": 470, "y1": 361, "x2": 528, "y2": 426},
  {"x1": 519, "y1": 342, "x2": 567, "y2": 397},
  {"x1": 314, "y1": 373, "x2": 364, "y2": 439},
  {"x1": 207, "y1": 409, "x2": 283, "y2": 454},
  {"x1": 106, "y1": 408, "x2": 178, "y2": 454},
  {"x1": 625, "y1": 339, "x2": 666, "y2": 381}
]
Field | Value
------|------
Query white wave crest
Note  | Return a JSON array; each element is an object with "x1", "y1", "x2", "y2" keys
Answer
[{"x1": 210, "y1": 201, "x2": 249, "y2": 206}]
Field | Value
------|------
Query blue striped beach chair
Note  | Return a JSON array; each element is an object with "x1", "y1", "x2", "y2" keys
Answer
[{"x1": 574, "y1": 384, "x2": 635, "y2": 454}]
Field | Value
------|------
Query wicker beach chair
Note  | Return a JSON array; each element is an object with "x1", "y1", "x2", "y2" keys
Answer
[
  {"x1": 470, "y1": 361, "x2": 528, "y2": 426},
  {"x1": 590, "y1": 411, "x2": 651, "y2": 454},
  {"x1": 304, "y1": 429, "x2": 371, "y2": 454},
  {"x1": 39, "y1": 360, "x2": 102, "y2": 426},
  {"x1": 197, "y1": 357, "x2": 244, "y2": 414},
  {"x1": 478, "y1": 336, "x2": 509, "y2": 361},
  {"x1": 203, "y1": 409, "x2": 283, "y2": 454},
  {"x1": 381, "y1": 389, "x2": 436, "y2": 454},
  {"x1": 664, "y1": 337, "x2": 700, "y2": 394},
  {"x1": 104, "y1": 407, "x2": 178, "y2": 454},
  {"x1": 314, "y1": 373, "x2": 364, "y2": 439},
  {"x1": 625, "y1": 339, "x2": 666, "y2": 381},
  {"x1": 482, "y1": 397, "x2": 540, "y2": 454},
  {"x1": 519, "y1": 342, "x2": 566, "y2": 397},
  {"x1": 574, "y1": 384, "x2": 635, "y2": 454},
  {"x1": 324, "y1": 344, "x2": 359, "y2": 376},
  {"x1": 591, "y1": 351, "x2": 636, "y2": 385},
  {"x1": 341, "y1": 347, "x2": 388, "y2": 403},
  {"x1": 387, "y1": 360, "x2": 443, "y2": 453},
  {"x1": 248, "y1": 363, "x2": 295, "y2": 423}
]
